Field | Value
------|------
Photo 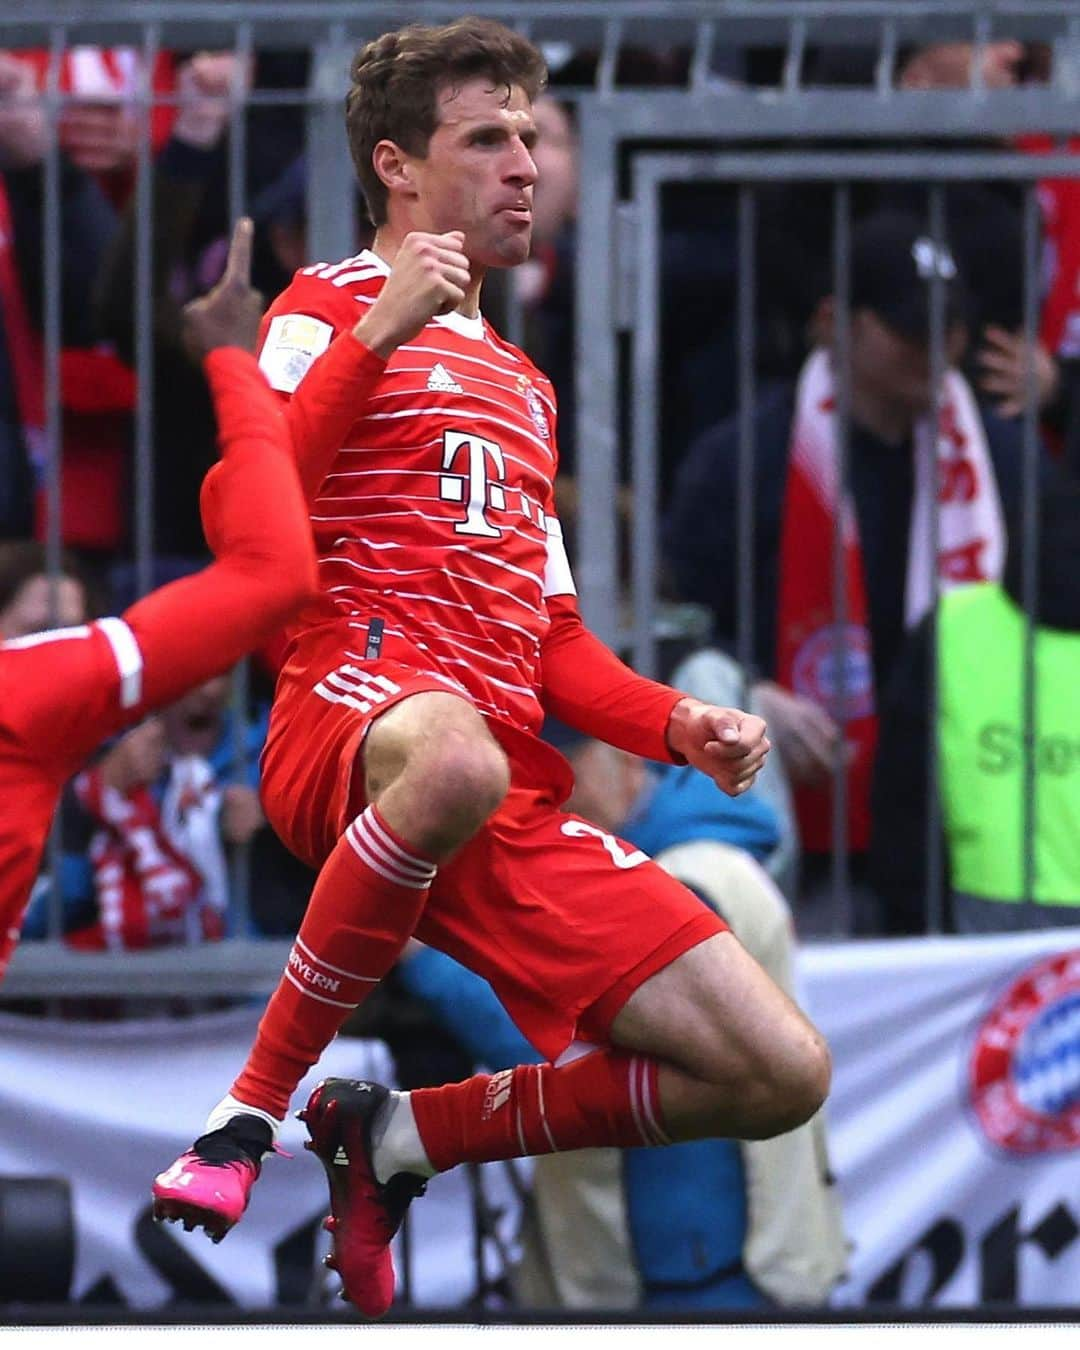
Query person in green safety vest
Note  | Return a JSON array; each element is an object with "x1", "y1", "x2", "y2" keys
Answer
[{"x1": 869, "y1": 478, "x2": 1080, "y2": 933}]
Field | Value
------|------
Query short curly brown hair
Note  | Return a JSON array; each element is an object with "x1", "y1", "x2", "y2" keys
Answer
[{"x1": 345, "y1": 17, "x2": 547, "y2": 227}]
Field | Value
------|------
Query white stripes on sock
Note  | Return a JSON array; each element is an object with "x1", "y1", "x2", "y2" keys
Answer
[
  {"x1": 629, "y1": 1056, "x2": 671, "y2": 1146},
  {"x1": 345, "y1": 806, "x2": 438, "y2": 890}
]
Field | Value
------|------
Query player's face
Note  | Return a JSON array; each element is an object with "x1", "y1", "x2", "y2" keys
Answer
[{"x1": 409, "y1": 79, "x2": 538, "y2": 268}]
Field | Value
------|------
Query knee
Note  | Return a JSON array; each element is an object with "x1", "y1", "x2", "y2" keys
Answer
[
  {"x1": 405, "y1": 730, "x2": 510, "y2": 846},
  {"x1": 758, "y1": 1025, "x2": 832, "y2": 1137}
]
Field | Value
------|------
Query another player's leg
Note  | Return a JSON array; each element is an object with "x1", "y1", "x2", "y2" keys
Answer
[{"x1": 153, "y1": 690, "x2": 509, "y2": 1265}]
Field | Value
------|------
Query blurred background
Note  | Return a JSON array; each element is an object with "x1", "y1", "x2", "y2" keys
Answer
[{"x1": 0, "y1": 0, "x2": 1078, "y2": 1324}]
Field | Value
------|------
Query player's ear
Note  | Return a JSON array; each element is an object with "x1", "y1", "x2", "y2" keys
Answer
[{"x1": 372, "y1": 139, "x2": 416, "y2": 200}]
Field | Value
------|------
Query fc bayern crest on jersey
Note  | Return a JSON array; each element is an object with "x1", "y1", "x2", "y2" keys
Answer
[
  {"x1": 517, "y1": 375, "x2": 550, "y2": 439},
  {"x1": 969, "y1": 949, "x2": 1080, "y2": 1156}
]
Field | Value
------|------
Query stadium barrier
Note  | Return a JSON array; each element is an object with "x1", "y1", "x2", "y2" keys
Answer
[{"x1": 2, "y1": 928, "x2": 1077, "y2": 1312}]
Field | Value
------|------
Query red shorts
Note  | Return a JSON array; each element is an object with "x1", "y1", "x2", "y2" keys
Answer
[{"x1": 261, "y1": 634, "x2": 726, "y2": 1061}]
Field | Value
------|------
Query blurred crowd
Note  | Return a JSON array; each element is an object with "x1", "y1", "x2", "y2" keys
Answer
[
  {"x1": 1, "y1": 23, "x2": 1079, "y2": 1314},
  {"x1": 0, "y1": 33, "x2": 1074, "y2": 949}
]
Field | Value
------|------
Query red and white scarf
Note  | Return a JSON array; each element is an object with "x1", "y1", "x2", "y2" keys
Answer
[
  {"x1": 70, "y1": 762, "x2": 225, "y2": 951},
  {"x1": 776, "y1": 348, "x2": 1006, "y2": 852}
]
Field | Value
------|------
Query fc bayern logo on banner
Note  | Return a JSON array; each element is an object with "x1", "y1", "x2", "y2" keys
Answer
[{"x1": 969, "y1": 949, "x2": 1080, "y2": 1155}]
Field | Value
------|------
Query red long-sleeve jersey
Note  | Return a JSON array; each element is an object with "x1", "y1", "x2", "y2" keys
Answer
[{"x1": 260, "y1": 250, "x2": 682, "y2": 762}]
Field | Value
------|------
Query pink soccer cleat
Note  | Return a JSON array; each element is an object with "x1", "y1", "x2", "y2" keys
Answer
[
  {"x1": 300, "y1": 1078, "x2": 426, "y2": 1318},
  {"x1": 152, "y1": 1118, "x2": 273, "y2": 1243}
]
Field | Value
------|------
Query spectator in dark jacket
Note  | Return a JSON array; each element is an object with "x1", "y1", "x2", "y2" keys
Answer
[{"x1": 664, "y1": 211, "x2": 1044, "y2": 927}]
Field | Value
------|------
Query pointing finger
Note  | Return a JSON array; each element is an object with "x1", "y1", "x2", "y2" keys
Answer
[{"x1": 223, "y1": 216, "x2": 254, "y2": 288}]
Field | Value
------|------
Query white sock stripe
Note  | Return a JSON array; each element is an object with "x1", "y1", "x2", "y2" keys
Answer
[
  {"x1": 350, "y1": 818, "x2": 433, "y2": 889},
  {"x1": 629, "y1": 1058, "x2": 653, "y2": 1144},
  {"x1": 354, "y1": 815, "x2": 435, "y2": 882},
  {"x1": 515, "y1": 1102, "x2": 528, "y2": 1157},
  {"x1": 364, "y1": 807, "x2": 436, "y2": 876},
  {"x1": 638, "y1": 1059, "x2": 671, "y2": 1145},
  {"x1": 627, "y1": 1057, "x2": 650, "y2": 1146},
  {"x1": 345, "y1": 823, "x2": 433, "y2": 889},
  {"x1": 283, "y1": 967, "x2": 357, "y2": 1009},
  {"x1": 357, "y1": 810, "x2": 434, "y2": 878},
  {"x1": 536, "y1": 1065, "x2": 559, "y2": 1153},
  {"x1": 293, "y1": 935, "x2": 379, "y2": 984}
]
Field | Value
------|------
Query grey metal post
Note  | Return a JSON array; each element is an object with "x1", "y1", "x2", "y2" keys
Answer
[
  {"x1": 42, "y1": 30, "x2": 64, "y2": 618},
  {"x1": 1020, "y1": 184, "x2": 1042, "y2": 905},
  {"x1": 924, "y1": 184, "x2": 947, "y2": 936},
  {"x1": 228, "y1": 21, "x2": 254, "y2": 936},
  {"x1": 829, "y1": 183, "x2": 852, "y2": 937},
  {"x1": 306, "y1": 24, "x2": 355, "y2": 267},
  {"x1": 574, "y1": 99, "x2": 619, "y2": 643},
  {"x1": 735, "y1": 185, "x2": 757, "y2": 681},
  {"x1": 133, "y1": 23, "x2": 160, "y2": 601},
  {"x1": 43, "y1": 30, "x2": 65, "y2": 941},
  {"x1": 630, "y1": 167, "x2": 660, "y2": 678}
]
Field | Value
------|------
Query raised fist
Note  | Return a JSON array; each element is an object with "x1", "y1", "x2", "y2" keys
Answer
[{"x1": 354, "y1": 230, "x2": 471, "y2": 359}]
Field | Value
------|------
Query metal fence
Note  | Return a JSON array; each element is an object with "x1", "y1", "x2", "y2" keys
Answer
[{"x1": 1, "y1": 0, "x2": 1078, "y2": 994}]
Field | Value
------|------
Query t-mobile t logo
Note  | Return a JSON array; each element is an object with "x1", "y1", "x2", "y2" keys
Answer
[{"x1": 439, "y1": 430, "x2": 507, "y2": 538}]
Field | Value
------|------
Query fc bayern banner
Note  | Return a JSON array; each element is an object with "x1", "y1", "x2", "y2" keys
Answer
[
  {"x1": 0, "y1": 1005, "x2": 523, "y2": 1309},
  {"x1": 801, "y1": 927, "x2": 1080, "y2": 1308}
]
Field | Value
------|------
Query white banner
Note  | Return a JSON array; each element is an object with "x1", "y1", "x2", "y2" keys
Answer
[
  {"x1": 801, "y1": 928, "x2": 1080, "y2": 1308},
  {"x1": 0, "y1": 1005, "x2": 522, "y2": 1310},
  {"x1": 1, "y1": 928, "x2": 1077, "y2": 1311}
]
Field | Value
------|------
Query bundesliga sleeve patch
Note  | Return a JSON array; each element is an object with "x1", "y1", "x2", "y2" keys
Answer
[{"x1": 258, "y1": 313, "x2": 334, "y2": 393}]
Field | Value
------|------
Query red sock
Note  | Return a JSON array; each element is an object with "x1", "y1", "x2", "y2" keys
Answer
[
  {"x1": 232, "y1": 805, "x2": 435, "y2": 1118},
  {"x1": 409, "y1": 1050, "x2": 672, "y2": 1172}
]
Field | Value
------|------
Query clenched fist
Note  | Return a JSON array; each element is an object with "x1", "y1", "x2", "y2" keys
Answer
[
  {"x1": 353, "y1": 230, "x2": 471, "y2": 359},
  {"x1": 666, "y1": 696, "x2": 771, "y2": 797}
]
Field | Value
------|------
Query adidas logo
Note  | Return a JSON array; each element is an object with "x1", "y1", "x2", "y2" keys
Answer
[
  {"x1": 333, "y1": 1147, "x2": 348, "y2": 1166},
  {"x1": 427, "y1": 362, "x2": 463, "y2": 394}
]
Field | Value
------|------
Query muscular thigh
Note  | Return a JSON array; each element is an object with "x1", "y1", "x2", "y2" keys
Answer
[
  {"x1": 260, "y1": 639, "x2": 479, "y2": 868},
  {"x1": 362, "y1": 688, "x2": 498, "y2": 800},
  {"x1": 416, "y1": 790, "x2": 725, "y2": 1063},
  {"x1": 610, "y1": 930, "x2": 819, "y2": 1084}
]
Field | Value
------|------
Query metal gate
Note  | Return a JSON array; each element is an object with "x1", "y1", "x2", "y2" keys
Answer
[{"x1": 1, "y1": 1, "x2": 1078, "y2": 989}]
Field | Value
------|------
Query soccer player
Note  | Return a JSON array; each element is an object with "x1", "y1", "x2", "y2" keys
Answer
[
  {"x1": 153, "y1": 19, "x2": 831, "y2": 1318},
  {"x1": 0, "y1": 218, "x2": 317, "y2": 981}
]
